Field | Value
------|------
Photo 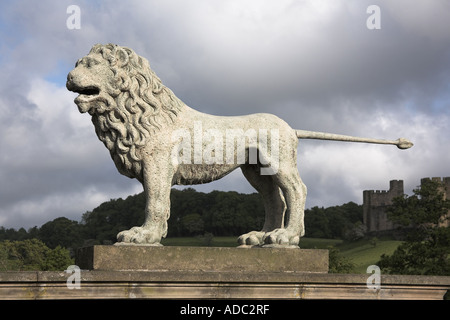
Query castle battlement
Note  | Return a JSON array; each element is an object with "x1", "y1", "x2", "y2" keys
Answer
[{"x1": 421, "y1": 176, "x2": 450, "y2": 183}]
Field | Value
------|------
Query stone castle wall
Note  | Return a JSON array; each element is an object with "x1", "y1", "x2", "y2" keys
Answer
[
  {"x1": 363, "y1": 180, "x2": 404, "y2": 233},
  {"x1": 363, "y1": 177, "x2": 450, "y2": 233}
]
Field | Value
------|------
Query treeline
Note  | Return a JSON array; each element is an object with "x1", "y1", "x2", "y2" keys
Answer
[
  {"x1": 0, "y1": 188, "x2": 363, "y2": 251},
  {"x1": 305, "y1": 202, "x2": 363, "y2": 240}
]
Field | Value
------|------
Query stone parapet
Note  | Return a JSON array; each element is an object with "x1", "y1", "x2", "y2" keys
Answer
[
  {"x1": 0, "y1": 270, "x2": 449, "y2": 300},
  {"x1": 1, "y1": 246, "x2": 448, "y2": 300}
]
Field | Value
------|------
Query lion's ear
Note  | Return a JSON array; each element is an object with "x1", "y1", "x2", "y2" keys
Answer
[{"x1": 116, "y1": 48, "x2": 129, "y2": 67}]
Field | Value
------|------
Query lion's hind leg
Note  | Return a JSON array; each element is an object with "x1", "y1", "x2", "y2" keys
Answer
[
  {"x1": 262, "y1": 167, "x2": 306, "y2": 248},
  {"x1": 237, "y1": 165, "x2": 286, "y2": 247}
]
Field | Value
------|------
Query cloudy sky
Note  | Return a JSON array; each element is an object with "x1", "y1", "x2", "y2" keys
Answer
[{"x1": 1, "y1": 0, "x2": 449, "y2": 229}]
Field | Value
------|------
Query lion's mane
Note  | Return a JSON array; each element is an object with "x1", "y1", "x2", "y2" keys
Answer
[{"x1": 88, "y1": 44, "x2": 184, "y2": 180}]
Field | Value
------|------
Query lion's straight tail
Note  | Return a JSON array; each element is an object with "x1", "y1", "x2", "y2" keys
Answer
[{"x1": 295, "y1": 129, "x2": 413, "y2": 150}]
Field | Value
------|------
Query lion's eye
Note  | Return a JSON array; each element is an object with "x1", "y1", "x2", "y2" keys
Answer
[{"x1": 88, "y1": 59, "x2": 100, "y2": 68}]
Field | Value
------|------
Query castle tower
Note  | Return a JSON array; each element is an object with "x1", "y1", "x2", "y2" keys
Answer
[{"x1": 363, "y1": 180, "x2": 404, "y2": 233}]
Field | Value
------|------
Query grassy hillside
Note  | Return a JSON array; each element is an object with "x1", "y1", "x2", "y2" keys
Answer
[
  {"x1": 336, "y1": 239, "x2": 402, "y2": 273},
  {"x1": 161, "y1": 236, "x2": 402, "y2": 274}
]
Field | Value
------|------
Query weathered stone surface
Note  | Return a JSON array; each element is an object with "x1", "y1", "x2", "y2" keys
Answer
[{"x1": 76, "y1": 245, "x2": 329, "y2": 273}]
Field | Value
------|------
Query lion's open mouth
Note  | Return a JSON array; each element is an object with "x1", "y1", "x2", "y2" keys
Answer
[
  {"x1": 73, "y1": 86, "x2": 100, "y2": 98},
  {"x1": 67, "y1": 79, "x2": 100, "y2": 99},
  {"x1": 72, "y1": 85, "x2": 101, "y2": 111},
  {"x1": 67, "y1": 81, "x2": 101, "y2": 114},
  {"x1": 78, "y1": 86, "x2": 100, "y2": 96}
]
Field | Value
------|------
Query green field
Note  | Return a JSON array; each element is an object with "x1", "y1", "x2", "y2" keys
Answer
[
  {"x1": 336, "y1": 239, "x2": 402, "y2": 273},
  {"x1": 161, "y1": 236, "x2": 402, "y2": 274}
]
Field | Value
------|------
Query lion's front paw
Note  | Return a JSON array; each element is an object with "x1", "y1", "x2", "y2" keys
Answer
[
  {"x1": 116, "y1": 226, "x2": 163, "y2": 246},
  {"x1": 262, "y1": 228, "x2": 300, "y2": 248},
  {"x1": 238, "y1": 231, "x2": 265, "y2": 246}
]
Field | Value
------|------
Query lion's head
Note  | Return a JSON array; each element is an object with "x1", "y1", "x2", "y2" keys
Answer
[{"x1": 67, "y1": 44, "x2": 184, "y2": 180}]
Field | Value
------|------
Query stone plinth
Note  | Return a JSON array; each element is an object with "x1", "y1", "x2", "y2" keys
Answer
[{"x1": 76, "y1": 245, "x2": 329, "y2": 273}]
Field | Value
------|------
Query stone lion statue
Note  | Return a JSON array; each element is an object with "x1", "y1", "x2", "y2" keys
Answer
[{"x1": 67, "y1": 43, "x2": 412, "y2": 247}]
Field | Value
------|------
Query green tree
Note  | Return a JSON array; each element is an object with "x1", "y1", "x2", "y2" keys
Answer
[
  {"x1": 0, "y1": 239, "x2": 73, "y2": 271},
  {"x1": 181, "y1": 213, "x2": 204, "y2": 235},
  {"x1": 378, "y1": 179, "x2": 450, "y2": 275},
  {"x1": 41, "y1": 245, "x2": 74, "y2": 271},
  {"x1": 39, "y1": 217, "x2": 83, "y2": 249},
  {"x1": 328, "y1": 246, "x2": 355, "y2": 273},
  {"x1": 304, "y1": 202, "x2": 363, "y2": 239},
  {"x1": 304, "y1": 206, "x2": 330, "y2": 238}
]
